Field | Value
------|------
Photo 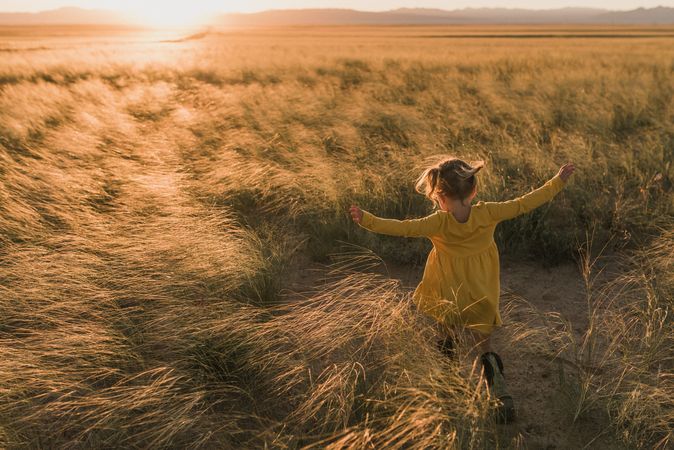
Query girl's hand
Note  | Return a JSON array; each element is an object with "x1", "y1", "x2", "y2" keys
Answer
[
  {"x1": 558, "y1": 163, "x2": 575, "y2": 182},
  {"x1": 349, "y1": 205, "x2": 363, "y2": 224}
]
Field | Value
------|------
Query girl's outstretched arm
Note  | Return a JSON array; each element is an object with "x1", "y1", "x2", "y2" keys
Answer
[
  {"x1": 484, "y1": 163, "x2": 575, "y2": 223},
  {"x1": 350, "y1": 205, "x2": 442, "y2": 238}
]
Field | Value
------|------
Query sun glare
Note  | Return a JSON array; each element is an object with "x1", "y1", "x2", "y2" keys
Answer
[{"x1": 128, "y1": 1, "x2": 225, "y2": 28}]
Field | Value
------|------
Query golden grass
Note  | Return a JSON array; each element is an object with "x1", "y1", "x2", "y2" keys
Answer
[
  {"x1": 0, "y1": 25, "x2": 672, "y2": 448},
  {"x1": 504, "y1": 230, "x2": 673, "y2": 448}
]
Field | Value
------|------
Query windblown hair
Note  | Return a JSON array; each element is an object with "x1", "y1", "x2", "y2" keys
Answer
[{"x1": 415, "y1": 158, "x2": 485, "y2": 206}]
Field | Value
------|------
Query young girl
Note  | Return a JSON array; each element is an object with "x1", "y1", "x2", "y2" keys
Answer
[{"x1": 349, "y1": 158, "x2": 575, "y2": 422}]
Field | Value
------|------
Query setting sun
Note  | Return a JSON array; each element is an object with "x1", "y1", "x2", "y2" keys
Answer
[{"x1": 126, "y1": 1, "x2": 224, "y2": 27}]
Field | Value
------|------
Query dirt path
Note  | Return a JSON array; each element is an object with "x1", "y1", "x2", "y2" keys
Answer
[
  {"x1": 282, "y1": 254, "x2": 623, "y2": 449},
  {"x1": 493, "y1": 260, "x2": 620, "y2": 449}
]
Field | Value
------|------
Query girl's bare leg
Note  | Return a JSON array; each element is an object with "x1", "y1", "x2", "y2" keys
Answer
[{"x1": 436, "y1": 324, "x2": 494, "y2": 355}]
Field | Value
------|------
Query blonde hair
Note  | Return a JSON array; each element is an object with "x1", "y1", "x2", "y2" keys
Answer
[{"x1": 415, "y1": 158, "x2": 484, "y2": 206}]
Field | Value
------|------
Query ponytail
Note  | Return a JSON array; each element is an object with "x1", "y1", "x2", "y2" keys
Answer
[
  {"x1": 417, "y1": 158, "x2": 485, "y2": 206},
  {"x1": 415, "y1": 167, "x2": 442, "y2": 205},
  {"x1": 464, "y1": 160, "x2": 485, "y2": 178}
]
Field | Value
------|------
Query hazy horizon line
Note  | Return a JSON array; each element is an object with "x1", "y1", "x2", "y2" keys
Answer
[{"x1": 0, "y1": 4, "x2": 670, "y2": 14}]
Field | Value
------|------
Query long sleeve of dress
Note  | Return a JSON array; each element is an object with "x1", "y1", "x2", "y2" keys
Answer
[
  {"x1": 358, "y1": 210, "x2": 442, "y2": 238},
  {"x1": 485, "y1": 174, "x2": 566, "y2": 222}
]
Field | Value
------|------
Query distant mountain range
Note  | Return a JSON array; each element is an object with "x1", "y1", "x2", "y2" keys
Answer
[
  {"x1": 0, "y1": 7, "x2": 133, "y2": 26},
  {"x1": 1, "y1": 6, "x2": 674, "y2": 26},
  {"x1": 216, "y1": 7, "x2": 674, "y2": 25}
]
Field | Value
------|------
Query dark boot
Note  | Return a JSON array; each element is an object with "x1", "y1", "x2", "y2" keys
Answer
[{"x1": 480, "y1": 352, "x2": 515, "y2": 423}]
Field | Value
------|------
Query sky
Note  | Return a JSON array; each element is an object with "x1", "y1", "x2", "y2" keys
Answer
[{"x1": 1, "y1": 1, "x2": 672, "y2": 14}]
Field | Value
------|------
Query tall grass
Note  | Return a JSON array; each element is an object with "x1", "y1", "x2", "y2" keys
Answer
[
  {"x1": 0, "y1": 26, "x2": 672, "y2": 447},
  {"x1": 505, "y1": 230, "x2": 673, "y2": 448}
]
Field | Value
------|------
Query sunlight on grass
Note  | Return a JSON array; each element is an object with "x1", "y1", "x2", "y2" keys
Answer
[{"x1": 0, "y1": 26, "x2": 671, "y2": 448}]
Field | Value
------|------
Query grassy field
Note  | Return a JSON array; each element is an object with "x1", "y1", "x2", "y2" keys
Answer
[{"x1": 0, "y1": 25, "x2": 672, "y2": 448}]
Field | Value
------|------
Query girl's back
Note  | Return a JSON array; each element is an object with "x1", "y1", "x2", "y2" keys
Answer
[{"x1": 429, "y1": 203, "x2": 498, "y2": 257}]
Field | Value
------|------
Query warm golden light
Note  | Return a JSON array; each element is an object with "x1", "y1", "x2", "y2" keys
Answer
[{"x1": 127, "y1": 1, "x2": 224, "y2": 27}]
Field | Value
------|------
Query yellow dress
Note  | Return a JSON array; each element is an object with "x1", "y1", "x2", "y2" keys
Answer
[{"x1": 358, "y1": 174, "x2": 567, "y2": 335}]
